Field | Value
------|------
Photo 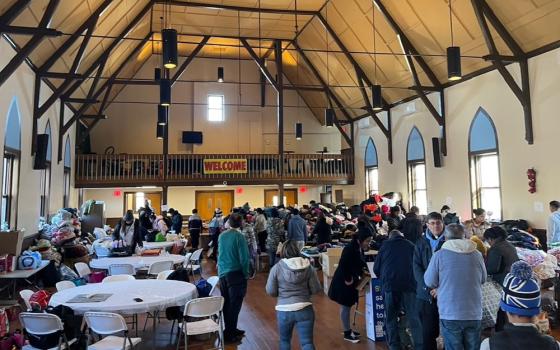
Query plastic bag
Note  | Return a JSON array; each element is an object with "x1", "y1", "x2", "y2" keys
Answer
[
  {"x1": 17, "y1": 251, "x2": 41, "y2": 270},
  {"x1": 481, "y1": 280, "x2": 502, "y2": 328}
]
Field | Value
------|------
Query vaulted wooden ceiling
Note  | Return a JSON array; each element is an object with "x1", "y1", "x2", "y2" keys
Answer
[{"x1": 2, "y1": 0, "x2": 560, "y2": 134}]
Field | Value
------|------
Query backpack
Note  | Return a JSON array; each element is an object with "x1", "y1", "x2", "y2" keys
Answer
[
  {"x1": 195, "y1": 279, "x2": 212, "y2": 298},
  {"x1": 167, "y1": 268, "x2": 190, "y2": 283},
  {"x1": 443, "y1": 213, "x2": 460, "y2": 226}
]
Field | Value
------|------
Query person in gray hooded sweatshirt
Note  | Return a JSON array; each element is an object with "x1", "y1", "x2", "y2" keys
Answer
[{"x1": 266, "y1": 240, "x2": 322, "y2": 350}]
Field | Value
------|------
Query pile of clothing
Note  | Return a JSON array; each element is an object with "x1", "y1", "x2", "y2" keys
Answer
[
  {"x1": 516, "y1": 247, "x2": 558, "y2": 280},
  {"x1": 506, "y1": 229, "x2": 541, "y2": 250}
]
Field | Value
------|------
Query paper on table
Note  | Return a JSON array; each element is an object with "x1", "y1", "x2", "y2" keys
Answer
[{"x1": 66, "y1": 293, "x2": 112, "y2": 303}]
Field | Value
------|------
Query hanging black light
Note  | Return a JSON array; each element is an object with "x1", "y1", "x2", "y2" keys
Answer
[
  {"x1": 217, "y1": 66, "x2": 224, "y2": 83},
  {"x1": 157, "y1": 105, "x2": 168, "y2": 125},
  {"x1": 156, "y1": 123, "x2": 165, "y2": 140},
  {"x1": 447, "y1": 46, "x2": 461, "y2": 81},
  {"x1": 160, "y1": 78, "x2": 171, "y2": 106},
  {"x1": 295, "y1": 122, "x2": 303, "y2": 140},
  {"x1": 162, "y1": 28, "x2": 178, "y2": 69},
  {"x1": 372, "y1": 84, "x2": 383, "y2": 111},
  {"x1": 325, "y1": 108, "x2": 334, "y2": 128},
  {"x1": 154, "y1": 67, "x2": 161, "y2": 81}
]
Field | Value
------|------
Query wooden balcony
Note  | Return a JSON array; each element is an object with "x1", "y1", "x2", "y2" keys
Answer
[{"x1": 75, "y1": 153, "x2": 354, "y2": 188}]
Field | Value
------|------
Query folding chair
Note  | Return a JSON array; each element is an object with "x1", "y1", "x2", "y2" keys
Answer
[
  {"x1": 84, "y1": 312, "x2": 141, "y2": 349},
  {"x1": 20, "y1": 312, "x2": 76, "y2": 350},
  {"x1": 176, "y1": 296, "x2": 224, "y2": 350}
]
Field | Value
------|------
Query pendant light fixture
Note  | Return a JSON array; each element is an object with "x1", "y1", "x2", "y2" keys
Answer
[
  {"x1": 157, "y1": 105, "x2": 168, "y2": 125},
  {"x1": 217, "y1": 66, "x2": 224, "y2": 83},
  {"x1": 161, "y1": 1, "x2": 177, "y2": 69},
  {"x1": 156, "y1": 123, "x2": 165, "y2": 139},
  {"x1": 447, "y1": 0, "x2": 461, "y2": 81},
  {"x1": 162, "y1": 29, "x2": 178, "y2": 69},
  {"x1": 294, "y1": 0, "x2": 303, "y2": 141},
  {"x1": 372, "y1": 4, "x2": 383, "y2": 111},
  {"x1": 324, "y1": 2, "x2": 334, "y2": 128},
  {"x1": 154, "y1": 67, "x2": 161, "y2": 81},
  {"x1": 160, "y1": 78, "x2": 171, "y2": 106}
]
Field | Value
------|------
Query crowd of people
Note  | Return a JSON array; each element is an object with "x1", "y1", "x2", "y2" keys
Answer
[{"x1": 107, "y1": 196, "x2": 560, "y2": 349}]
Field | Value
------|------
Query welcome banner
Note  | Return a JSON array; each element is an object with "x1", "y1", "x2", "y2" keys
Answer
[{"x1": 203, "y1": 159, "x2": 248, "y2": 174}]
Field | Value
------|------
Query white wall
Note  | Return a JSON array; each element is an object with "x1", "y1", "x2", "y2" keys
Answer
[
  {"x1": 0, "y1": 38, "x2": 79, "y2": 235},
  {"x1": 83, "y1": 185, "x2": 323, "y2": 219},
  {"x1": 91, "y1": 57, "x2": 341, "y2": 155},
  {"x1": 345, "y1": 47, "x2": 560, "y2": 228}
]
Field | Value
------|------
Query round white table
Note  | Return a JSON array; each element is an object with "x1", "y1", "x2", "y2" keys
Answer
[
  {"x1": 49, "y1": 280, "x2": 197, "y2": 315},
  {"x1": 142, "y1": 241, "x2": 176, "y2": 250},
  {"x1": 89, "y1": 254, "x2": 185, "y2": 270}
]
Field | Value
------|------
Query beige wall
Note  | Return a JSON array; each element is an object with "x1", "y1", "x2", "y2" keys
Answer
[
  {"x1": 345, "y1": 47, "x2": 560, "y2": 228},
  {"x1": 0, "y1": 38, "x2": 79, "y2": 235},
  {"x1": 84, "y1": 185, "x2": 324, "y2": 219},
  {"x1": 91, "y1": 57, "x2": 341, "y2": 155}
]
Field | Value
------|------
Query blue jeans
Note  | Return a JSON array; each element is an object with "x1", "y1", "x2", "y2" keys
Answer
[
  {"x1": 384, "y1": 291, "x2": 423, "y2": 350},
  {"x1": 440, "y1": 319, "x2": 481, "y2": 350},
  {"x1": 277, "y1": 306, "x2": 315, "y2": 350}
]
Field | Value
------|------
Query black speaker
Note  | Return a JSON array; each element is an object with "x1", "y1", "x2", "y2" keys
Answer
[
  {"x1": 34, "y1": 134, "x2": 49, "y2": 170},
  {"x1": 432, "y1": 137, "x2": 442, "y2": 168}
]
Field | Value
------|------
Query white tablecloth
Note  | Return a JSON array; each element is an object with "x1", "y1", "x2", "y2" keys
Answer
[
  {"x1": 89, "y1": 254, "x2": 185, "y2": 270},
  {"x1": 49, "y1": 280, "x2": 197, "y2": 315},
  {"x1": 142, "y1": 241, "x2": 176, "y2": 249}
]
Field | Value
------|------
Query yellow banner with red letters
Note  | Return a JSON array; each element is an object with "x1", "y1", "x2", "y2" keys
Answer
[{"x1": 203, "y1": 159, "x2": 248, "y2": 174}]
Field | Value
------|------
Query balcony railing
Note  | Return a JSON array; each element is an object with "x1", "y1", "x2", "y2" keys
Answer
[{"x1": 75, "y1": 153, "x2": 354, "y2": 187}]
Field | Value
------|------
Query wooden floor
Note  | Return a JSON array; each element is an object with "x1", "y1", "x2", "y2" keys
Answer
[{"x1": 136, "y1": 258, "x2": 388, "y2": 349}]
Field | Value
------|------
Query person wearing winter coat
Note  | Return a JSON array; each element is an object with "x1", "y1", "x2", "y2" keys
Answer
[
  {"x1": 287, "y1": 209, "x2": 308, "y2": 250},
  {"x1": 254, "y1": 208, "x2": 268, "y2": 253},
  {"x1": 484, "y1": 226, "x2": 519, "y2": 331},
  {"x1": 424, "y1": 224, "x2": 486, "y2": 350},
  {"x1": 168, "y1": 208, "x2": 183, "y2": 234},
  {"x1": 385, "y1": 206, "x2": 403, "y2": 232},
  {"x1": 113, "y1": 210, "x2": 143, "y2": 253},
  {"x1": 266, "y1": 240, "x2": 322, "y2": 350},
  {"x1": 209, "y1": 209, "x2": 224, "y2": 260},
  {"x1": 480, "y1": 260, "x2": 560, "y2": 350},
  {"x1": 413, "y1": 212, "x2": 445, "y2": 350},
  {"x1": 188, "y1": 209, "x2": 203, "y2": 250},
  {"x1": 328, "y1": 229, "x2": 372, "y2": 344},
  {"x1": 547, "y1": 200, "x2": 560, "y2": 245},
  {"x1": 398, "y1": 206, "x2": 423, "y2": 244},
  {"x1": 464, "y1": 208, "x2": 490, "y2": 239},
  {"x1": 150, "y1": 214, "x2": 168, "y2": 234},
  {"x1": 312, "y1": 215, "x2": 332, "y2": 245},
  {"x1": 374, "y1": 230, "x2": 423, "y2": 350},
  {"x1": 266, "y1": 208, "x2": 286, "y2": 267}
]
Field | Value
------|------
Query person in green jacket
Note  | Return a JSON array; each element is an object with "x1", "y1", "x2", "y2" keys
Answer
[{"x1": 217, "y1": 213, "x2": 250, "y2": 343}]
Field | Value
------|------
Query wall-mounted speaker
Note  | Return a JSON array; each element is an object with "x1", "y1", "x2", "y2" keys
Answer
[
  {"x1": 432, "y1": 137, "x2": 442, "y2": 168},
  {"x1": 34, "y1": 134, "x2": 49, "y2": 170}
]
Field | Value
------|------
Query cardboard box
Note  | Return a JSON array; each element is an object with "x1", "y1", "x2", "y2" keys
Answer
[
  {"x1": 0, "y1": 231, "x2": 24, "y2": 256},
  {"x1": 320, "y1": 247, "x2": 343, "y2": 277}
]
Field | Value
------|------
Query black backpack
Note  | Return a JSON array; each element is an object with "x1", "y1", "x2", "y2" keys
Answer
[
  {"x1": 167, "y1": 267, "x2": 190, "y2": 283},
  {"x1": 443, "y1": 213, "x2": 460, "y2": 226}
]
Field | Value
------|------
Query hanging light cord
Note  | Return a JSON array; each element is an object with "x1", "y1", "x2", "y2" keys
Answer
[
  {"x1": 295, "y1": 0, "x2": 299, "y2": 112},
  {"x1": 238, "y1": 10, "x2": 241, "y2": 104},
  {"x1": 449, "y1": 0, "x2": 454, "y2": 46},
  {"x1": 325, "y1": 1, "x2": 331, "y2": 108}
]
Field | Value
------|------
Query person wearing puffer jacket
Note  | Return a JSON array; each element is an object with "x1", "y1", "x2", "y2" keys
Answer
[
  {"x1": 266, "y1": 240, "x2": 322, "y2": 350},
  {"x1": 266, "y1": 208, "x2": 286, "y2": 267}
]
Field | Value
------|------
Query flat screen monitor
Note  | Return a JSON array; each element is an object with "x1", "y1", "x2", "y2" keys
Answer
[{"x1": 182, "y1": 131, "x2": 203, "y2": 144}]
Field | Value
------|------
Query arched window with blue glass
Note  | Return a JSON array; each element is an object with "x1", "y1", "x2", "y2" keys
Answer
[
  {"x1": 40, "y1": 121, "x2": 52, "y2": 218},
  {"x1": 469, "y1": 107, "x2": 501, "y2": 221},
  {"x1": 2, "y1": 98, "x2": 21, "y2": 229},
  {"x1": 364, "y1": 137, "x2": 379, "y2": 196},
  {"x1": 63, "y1": 136, "x2": 72, "y2": 208},
  {"x1": 406, "y1": 127, "x2": 428, "y2": 214}
]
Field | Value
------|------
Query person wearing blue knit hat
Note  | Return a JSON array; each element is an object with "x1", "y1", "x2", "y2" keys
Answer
[{"x1": 480, "y1": 260, "x2": 560, "y2": 349}]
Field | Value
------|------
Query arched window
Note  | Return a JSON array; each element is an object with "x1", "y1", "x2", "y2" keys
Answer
[
  {"x1": 40, "y1": 122, "x2": 52, "y2": 218},
  {"x1": 469, "y1": 107, "x2": 501, "y2": 220},
  {"x1": 2, "y1": 98, "x2": 21, "y2": 229},
  {"x1": 407, "y1": 127, "x2": 427, "y2": 214},
  {"x1": 63, "y1": 136, "x2": 71, "y2": 208},
  {"x1": 364, "y1": 138, "x2": 379, "y2": 196}
]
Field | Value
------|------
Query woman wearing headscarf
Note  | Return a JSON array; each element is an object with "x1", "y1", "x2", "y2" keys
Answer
[{"x1": 113, "y1": 210, "x2": 143, "y2": 253}]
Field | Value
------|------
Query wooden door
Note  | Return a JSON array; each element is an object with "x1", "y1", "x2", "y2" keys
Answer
[
  {"x1": 124, "y1": 192, "x2": 161, "y2": 215},
  {"x1": 195, "y1": 191, "x2": 234, "y2": 221},
  {"x1": 264, "y1": 189, "x2": 298, "y2": 207}
]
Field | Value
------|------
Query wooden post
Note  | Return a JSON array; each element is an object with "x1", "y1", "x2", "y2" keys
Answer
[{"x1": 275, "y1": 40, "x2": 284, "y2": 204}]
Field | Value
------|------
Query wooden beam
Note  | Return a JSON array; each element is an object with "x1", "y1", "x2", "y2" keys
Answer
[
  {"x1": 285, "y1": 86, "x2": 324, "y2": 92},
  {"x1": 38, "y1": 72, "x2": 83, "y2": 80},
  {"x1": 387, "y1": 109, "x2": 393, "y2": 163},
  {"x1": 478, "y1": 0, "x2": 524, "y2": 57},
  {"x1": 241, "y1": 38, "x2": 279, "y2": 91},
  {"x1": 69, "y1": 18, "x2": 99, "y2": 74},
  {"x1": 0, "y1": 25, "x2": 62, "y2": 36},
  {"x1": 154, "y1": 0, "x2": 317, "y2": 16},
  {"x1": 0, "y1": 0, "x2": 31, "y2": 24},
  {"x1": 0, "y1": 0, "x2": 60, "y2": 87},
  {"x1": 62, "y1": 97, "x2": 99, "y2": 104},
  {"x1": 80, "y1": 114, "x2": 107, "y2": 119},
  {"x1": 171, "y1": 35, "x2": 210, "y2": 85},
  {"x1": 293, "y1": 42, "x2": 353, "y2": 146},
  {"x1": 372, "y1": 0, "x2": 441, "y2": 88},
  {"x1": 36, "y1": 1, "x2": 151, "y2": 120}
]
